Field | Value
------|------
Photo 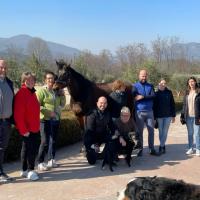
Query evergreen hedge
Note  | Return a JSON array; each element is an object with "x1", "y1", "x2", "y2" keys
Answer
[{"x1": 5, "y1": 110, "x2": 82, "y2": 162}]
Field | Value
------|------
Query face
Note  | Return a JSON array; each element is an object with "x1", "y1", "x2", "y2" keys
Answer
[
  {"x1": 0, "y1": 60, "x2": 7, "y2": 78},
  {"x1": 159, "y1": 80, "x2": 167, "y2": 90},
  {"x1": 25, "y1": 76, "x2": 35, "y2": 89},
  {"x1": 45, "y1": 73, "x2": 55, "y2": 88},
  {"x1": 120, "y1": 112, "x2": 131, "y2": 123},
  {"x1": 139, "y1": 70, "x2": 148, "y2": 83},
  {"x1": 188, "y1": 79, "x2": 196, "y2": 89},
  {"x1": 97, "y1": 97, "x2": 107, "y2": 111}
]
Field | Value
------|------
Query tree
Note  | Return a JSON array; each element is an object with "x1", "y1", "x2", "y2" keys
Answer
[{"x1": 27, "y1": 38, "x2": 52, "y2": 82}]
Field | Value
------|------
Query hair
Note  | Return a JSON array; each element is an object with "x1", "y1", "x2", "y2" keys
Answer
[
  {"x1": 43, "y1": 70, "x2": 56, "y2": 80},
  {"x1": 120, "y1": 106, "x2": 130, "y2": 114},
  {"x1": 112, "y1": 80, "x2": 126, "y2": 91},
  {"x1": 21, "y1": 72, "x2": 36, "y2": 84},
  {"x1": 185, "y1": 76, "x2": 198, "y2": 95}
]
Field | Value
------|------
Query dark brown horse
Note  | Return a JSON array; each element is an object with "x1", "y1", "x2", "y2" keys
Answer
[{"x1": 55, "y1": 60, "x2": 134, "y2": 128}]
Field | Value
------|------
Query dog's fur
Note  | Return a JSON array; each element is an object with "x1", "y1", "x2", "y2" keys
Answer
[
  {"x1": 117, "y1": 177, "x2": 200, "y2": 200},
  {"x1": 102, "y1": 141, "x2": 116, "y2": 172}
]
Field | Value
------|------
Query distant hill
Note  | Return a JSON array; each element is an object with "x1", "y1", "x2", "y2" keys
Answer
[
  {"x1": 0, "y1": 34, "x2": 81, "y2": 58},
  {"x1": 172, "y1": 42, "x2": 200, "y2": 60}
]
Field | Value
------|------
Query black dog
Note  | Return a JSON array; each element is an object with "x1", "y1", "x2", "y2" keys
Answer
[
  {"x1": 102, "y1": 141, "x2": 116, "y2": 172},
  {"x1": 117, "y1": 176, "x2": 200, "y2": 200}
]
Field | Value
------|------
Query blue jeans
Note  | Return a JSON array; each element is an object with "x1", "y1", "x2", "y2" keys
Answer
[
  {"x1": 186, "y1": 117, "x2": 200, "y2": 150},
  {"x1": 135, "y1": 110, "x2": 155, "y2": 150},
  {"x1": 38, "y1": 120, "x2": 60, "y2": 163},
  {"x1": 157, "y1": 117, "x2": 172, "y2": 147}
]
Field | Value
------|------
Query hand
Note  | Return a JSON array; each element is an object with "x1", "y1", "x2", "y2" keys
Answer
[
  {"x1": 91, "y1": 144, "x2": 100, "y2": 153},
  {"x1": 50, "y1": 112, "x2": 56, "y2": 118},
  {"x1": 135, "y1": 95, "x2": 144, "y2": 101},
  {"x1": 119, "y1": 137, "x2": 126, "y2": 147},
  {"x1": 24, "y1": 132, "x2": 30, "y2": 137}
]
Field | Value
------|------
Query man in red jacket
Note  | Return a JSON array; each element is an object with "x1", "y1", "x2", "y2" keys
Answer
[{"x1": 14, "y1": 72, "x2": 40, "y2": 181}]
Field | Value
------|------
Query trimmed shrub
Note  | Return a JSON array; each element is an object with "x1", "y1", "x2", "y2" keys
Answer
[{"x1": 5, "y1": 110, "x2": 81, "y2": 162}]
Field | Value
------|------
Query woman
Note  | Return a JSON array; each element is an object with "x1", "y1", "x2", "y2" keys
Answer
[
  {"x1": 181, "y1": 77, "x2": 200, "y2": 156},
  {"x1": 14, "y1": 72, "x2": 40, "y2": 181},
  {"x1": 109, "y1": 80, "x2": 128, "y2": 120},
  {"x1": 36, "y1": 71, "x2": 65, "y2": 171},
  {"x1": 154, "y1": 79, "x2": 176, "y2": 154},
  {"x1": 114, "y1": 106, "x2": 139, "y2": 167}
]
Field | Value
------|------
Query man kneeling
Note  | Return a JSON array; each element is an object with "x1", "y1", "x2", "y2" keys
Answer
[
  {"x1": 84, "y1": 96, "x2": 117, "y2": 165},
  {"x1": 114, "y1": 107, "x2": 140, "y2": 167}
]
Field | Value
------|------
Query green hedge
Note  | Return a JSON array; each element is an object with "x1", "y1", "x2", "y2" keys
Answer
[{"x1": 5, "y1": 111, "x2": 82, "y2": 162}]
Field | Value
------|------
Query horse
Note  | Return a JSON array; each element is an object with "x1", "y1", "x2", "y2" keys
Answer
[{"x1": 54, "y1": 60, "x2": 134, "y2": 128}]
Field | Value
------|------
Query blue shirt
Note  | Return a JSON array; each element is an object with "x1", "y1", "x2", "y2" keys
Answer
[{"x1": 132, "y1": 81, "x2": 155, "y2": 112}]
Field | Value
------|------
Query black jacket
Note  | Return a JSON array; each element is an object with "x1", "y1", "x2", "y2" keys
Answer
[
  {"x1": 153, "y1": 88, "x2": 176, "y2": 118},
  {"x1": 109, "y1": 91, "x2": 127, "y2": 118},
  {"x1": 195, "y1": 93, "x2": 200, "y2": 125},
  {"x1": 84, "y1": 108, "x2": 115, "y2": 149}
]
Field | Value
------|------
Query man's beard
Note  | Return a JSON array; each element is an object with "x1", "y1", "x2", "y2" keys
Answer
[{"x1": 0, "y1": 74, "x2": 5, "y2": 79}]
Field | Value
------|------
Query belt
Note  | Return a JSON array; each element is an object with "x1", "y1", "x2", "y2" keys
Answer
[{"x1": 0, "y1": 118, "x2": 10, "y2": 122}]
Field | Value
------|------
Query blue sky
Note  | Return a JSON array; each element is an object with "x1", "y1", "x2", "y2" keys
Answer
[{"x1": 1, "y1": 0, "x2": 200, "y2": 53}]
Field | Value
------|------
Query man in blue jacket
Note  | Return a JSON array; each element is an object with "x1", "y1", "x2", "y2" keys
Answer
[{"x1": 132, "y1": 69, "x2": 159, "y2": 156}]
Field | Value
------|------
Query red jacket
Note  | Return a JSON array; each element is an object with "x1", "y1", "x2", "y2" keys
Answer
[{"x1": 14, "y1": 84, "x2": 40, "y2": 136}]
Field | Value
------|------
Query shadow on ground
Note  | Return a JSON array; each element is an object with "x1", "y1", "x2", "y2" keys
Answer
[{"x1": 5, "y1": 141, "x2": 193, "y2": 184}]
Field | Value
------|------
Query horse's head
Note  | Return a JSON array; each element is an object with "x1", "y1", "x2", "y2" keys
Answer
[{"x1": 53, "y1": 60, "x2": 71, "y2": 89}]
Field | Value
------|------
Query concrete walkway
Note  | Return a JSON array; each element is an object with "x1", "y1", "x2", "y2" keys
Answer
[{"x1": 1, "y1": 115, "x2": 200, "y2": 200}]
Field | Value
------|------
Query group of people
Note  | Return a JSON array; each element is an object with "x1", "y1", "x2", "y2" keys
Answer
[
  {"x1": 1, "y1": 57, "x2": 200, "y2": 182},
  {"x1": 83, "y1": 69, "x2": 200, "y2": 170},
  {"x1": 0, "y1": 59, "x2": 65, "y2": 183}
]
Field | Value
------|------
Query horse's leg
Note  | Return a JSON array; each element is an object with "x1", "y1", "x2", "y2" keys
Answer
[{"x1": 77, "y1": 116, "x2": 86, "y2": 153}]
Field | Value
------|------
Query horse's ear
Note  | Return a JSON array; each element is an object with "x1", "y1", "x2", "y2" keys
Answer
[{"x1": 56, "y1": 60, "x2": 65, "y2": 70}]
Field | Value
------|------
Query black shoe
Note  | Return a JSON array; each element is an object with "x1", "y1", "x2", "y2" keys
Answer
[
  {"x1": 0, "y1": 173, "x2": 14, "y2": 183},
  {"x1": 159, "y1": 146, "x2": 166, "y2": 154},
  {"x1": 149, "y1": 149, "x2": 160, "y2": 156},
  {"x1": 163, "y1": 146, "x2": 166, "y2": 154}
]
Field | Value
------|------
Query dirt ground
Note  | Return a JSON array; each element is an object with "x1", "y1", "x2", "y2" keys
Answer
[{"x1": 1, "y1": 114, "x2": 200, "y2": 200}]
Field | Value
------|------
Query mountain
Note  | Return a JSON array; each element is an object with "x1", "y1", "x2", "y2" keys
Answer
[
  {"x1": 0, "y1": 34, "x2": 81, "y2": 58},
  {"x1": 173, "y1": 42, "x2": 200, "y2": 60}
]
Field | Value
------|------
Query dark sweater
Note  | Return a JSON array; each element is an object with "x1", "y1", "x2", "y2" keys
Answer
[
  {"x1": 84, "y1": 108, "x2": 115, "y2": 149},
  {"x1": 154, "y1": 88, "x2": 176, "y2": 118}
]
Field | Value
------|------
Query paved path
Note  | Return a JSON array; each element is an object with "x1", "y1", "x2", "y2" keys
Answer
[{"x1": 1, "y1": 115, "x2": 200, "y2": 200}]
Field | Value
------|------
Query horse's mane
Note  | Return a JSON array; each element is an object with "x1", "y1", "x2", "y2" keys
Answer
[{"x1": 69, "y1": 67, "x2": 92, "y2": 88}]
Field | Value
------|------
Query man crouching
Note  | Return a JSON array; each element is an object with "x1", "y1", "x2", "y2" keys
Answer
[{"x1": 84, "y1": 96, "x2": 117, "y2": 168}]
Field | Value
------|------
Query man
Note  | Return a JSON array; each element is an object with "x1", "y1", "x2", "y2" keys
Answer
[
  {"x1": 0, "y1": 59, "x2": 14, "y2": 182},
  {"x1": 84, "y1": 96, "x2": 116, "y2": 165},
  {"x1": 132, "y1": 69, "x2": 158, "y2": 156}
]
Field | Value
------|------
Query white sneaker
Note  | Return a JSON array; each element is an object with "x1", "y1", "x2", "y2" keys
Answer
[
  {"x1": 47, "y1": 159, "x2": 59, "y2": 168},
  {"x1": 20, "y1": 170, "x2": 28, "y2": 178},
  {"x1": 27, "y1": 171, "x2": 39, "y2": 181},
  {"x1": 186, "y1": 148, "x2": 193, "y2": 155},
  {"x1": 38, "y1": 163, "x2": 49, "y2": 171},
  {"x1": 196, "y1": 149, "x2": 200, "y2": 156}
]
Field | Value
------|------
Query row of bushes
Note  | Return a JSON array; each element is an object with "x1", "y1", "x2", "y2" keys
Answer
[
  {"x1": 5, "y1": 100, "x2": 183, "y2": 162},
  {"x1": 5, "y1": 110, "x2": 82, "y2": 162}
]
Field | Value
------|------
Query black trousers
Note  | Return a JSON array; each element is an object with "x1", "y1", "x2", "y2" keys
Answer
[
  {"x1": 117, "y1": 140, "x2": 134, "y2": 160},
  {"x1": 21, "y1": 132, "x2": 40, "y2": 171},
  {"x1": 85, "y1": 140, "x2": 117, "y2": 165},
  {"x1": 38, "y1": 120, "x2": 60, "y2": 163},
  {"x1": 0, "y1": 120, "x2": 11, "y2": 174}
]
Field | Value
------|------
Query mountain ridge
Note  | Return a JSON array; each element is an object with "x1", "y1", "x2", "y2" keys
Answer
[{"x1": 0, "y1": 34, "x2": 80, "y2": 58}]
